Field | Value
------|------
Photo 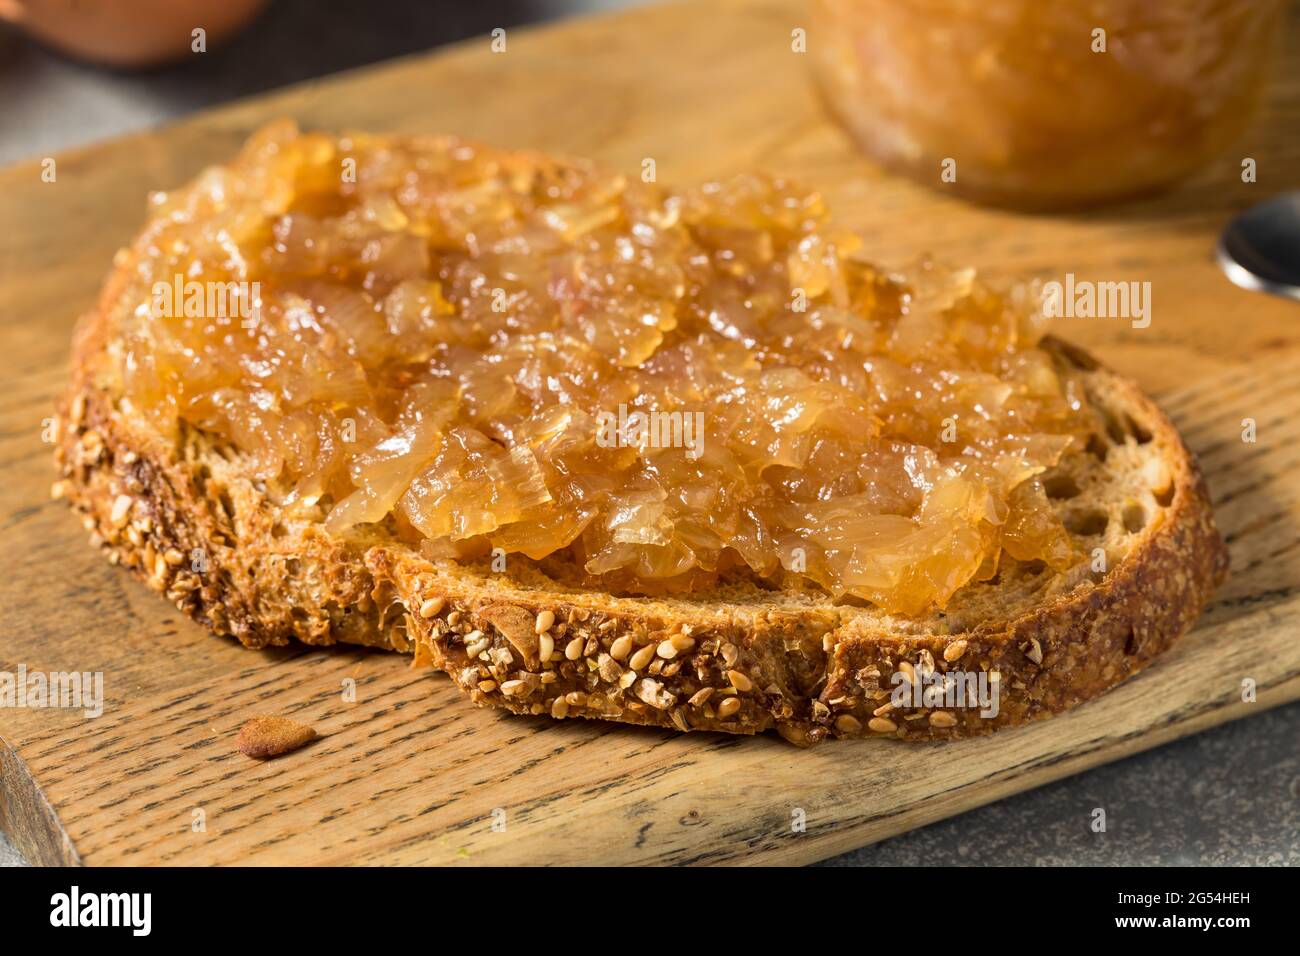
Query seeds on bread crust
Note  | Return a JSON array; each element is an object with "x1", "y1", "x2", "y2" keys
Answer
[{"x1": 480, "y1": 604, "x2": 540, "y2": 668}]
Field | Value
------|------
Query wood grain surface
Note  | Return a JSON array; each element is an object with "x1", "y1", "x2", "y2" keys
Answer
[{"x1": 2, "y1": 0, "x2": 1299, "y2": 866}]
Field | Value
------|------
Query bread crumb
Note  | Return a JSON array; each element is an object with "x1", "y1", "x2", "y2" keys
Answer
[{"x1": 236, "y1": 715, "x2": 317, "y2": 759}]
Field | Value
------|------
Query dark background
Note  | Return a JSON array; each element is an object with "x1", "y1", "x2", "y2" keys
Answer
[{"x1": 1, "y1": 0, "x2": 1295, "y2": 867}]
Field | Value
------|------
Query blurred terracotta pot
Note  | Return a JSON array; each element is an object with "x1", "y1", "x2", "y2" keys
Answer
[{"x1": 0, "y1": 0, "x2": 269, "y2": 68}]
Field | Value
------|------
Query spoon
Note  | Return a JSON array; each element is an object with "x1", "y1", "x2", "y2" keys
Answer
[{"x1": 1217, "y1": 193, "x2": 1300, "y2": 301}]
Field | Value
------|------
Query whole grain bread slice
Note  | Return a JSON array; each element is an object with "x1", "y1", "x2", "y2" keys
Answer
[
  {"x1": 56, "y1": 297, "x2": 1227, "y2": 743},
  {"x1": 53, "y1": 124, "x2": 1228, "y2": 743}
]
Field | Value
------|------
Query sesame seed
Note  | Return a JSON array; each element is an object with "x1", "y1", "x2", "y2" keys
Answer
[
  {"x1": 669, "y1": 633, "x2": 695, "y2": 652},
  {"x1": 656, "y1": 639, "x2": 678, "y2": 660},
  {"x1": 943, "y1": 639, "x2": 968, "y2": 662},
  {"x1": 867, "y1": 717, "x2": 898, "y2": 734},
  {"x1": 726, "y1": 670, "x2": 753, "y2": 692},
  {"x1": 538, "y1": 633, "x2": 554, "y2": 663},
  {"x1": 110, "y1": 494, "x2": 133, "y2": 527},
  {"x1": 564, "y1": 636, "x2": 583, "y2": 660},
  {"x1": 716, "y1": 697, "x2": 741, "y2": 718},
  {"x1": 534, "y1": 609, "x2": 555, "y2": 634},
  {"x1": 419, "y1": 597, "x2": 445, "y2": 619},
  {"x1": 929, "y1": 711, "x2": 958, "y2": 729},
  {"x1": 834, "y1": 714, "x2": 862, "y2": 733},
  {"x1": 609, "y1": 634, "x2": 632, "y2": 660},
  {"x1": 629, "y1": 643, "x2": 656, "y2": 671}
]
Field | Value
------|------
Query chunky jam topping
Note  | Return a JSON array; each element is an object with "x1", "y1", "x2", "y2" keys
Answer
[{"x1": 113, "y1": 122, "x2": 1091, "y2": 614}]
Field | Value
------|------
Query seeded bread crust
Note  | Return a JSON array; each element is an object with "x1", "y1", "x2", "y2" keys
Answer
[{"x1": 55, "y1": 280, "x2": 1228, "y2": 742}]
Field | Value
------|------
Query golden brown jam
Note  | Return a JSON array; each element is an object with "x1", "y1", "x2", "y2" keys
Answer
[{"x1": 113, "y1": 122, "x2": 1091, "y2": 614}]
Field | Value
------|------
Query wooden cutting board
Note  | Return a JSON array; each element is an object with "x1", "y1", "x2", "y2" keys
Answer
[{"x1": 2, "y1": 0, "x2": 1299, "y2": 866}]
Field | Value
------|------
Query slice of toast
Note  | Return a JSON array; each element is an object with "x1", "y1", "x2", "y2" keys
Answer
[{"x1": 54, "y1": 125, "x2": 1227, "y2": 744}]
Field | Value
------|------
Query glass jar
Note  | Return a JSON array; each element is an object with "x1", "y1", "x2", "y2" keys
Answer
[{"x1": 810, "y1": 0, "x2": 1287, "y2": 209}]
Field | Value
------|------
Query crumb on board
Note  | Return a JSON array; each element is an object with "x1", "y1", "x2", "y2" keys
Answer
[{"x1": 236, "y1": 715, "x2": 317, "y2": 759}]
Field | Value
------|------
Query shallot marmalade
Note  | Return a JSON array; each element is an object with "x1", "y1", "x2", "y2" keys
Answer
[{"x1": 113, "y1": 122, "x2": 1092, "y2": 615}]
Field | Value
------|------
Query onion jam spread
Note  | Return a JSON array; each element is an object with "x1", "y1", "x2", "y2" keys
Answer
[{"x1": 110, "y1": 121, "x2": 1092, "y2": 614}]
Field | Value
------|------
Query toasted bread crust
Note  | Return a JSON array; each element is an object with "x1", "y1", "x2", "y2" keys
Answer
[{"x1": 55, "y1": 315, "x2": 1228, "y2": 741}]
